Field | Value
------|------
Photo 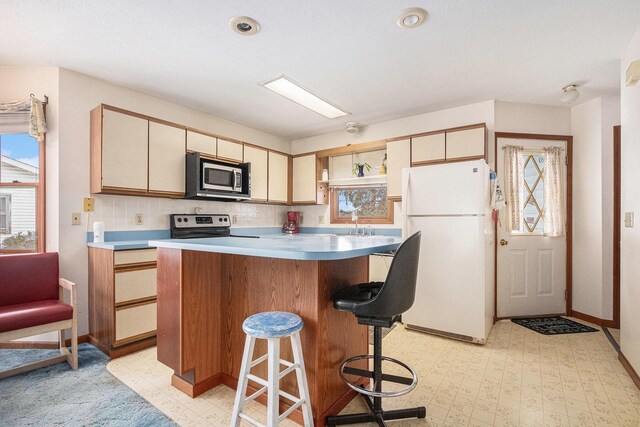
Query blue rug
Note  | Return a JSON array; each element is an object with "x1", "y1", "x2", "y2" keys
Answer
[{"x1": 0, "y1": 343, "x2": 176, "y2": 426}]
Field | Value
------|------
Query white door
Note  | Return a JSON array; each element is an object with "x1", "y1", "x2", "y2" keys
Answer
[{"x1": 497, "y1": 138, "x2": 567, "y2": 318}]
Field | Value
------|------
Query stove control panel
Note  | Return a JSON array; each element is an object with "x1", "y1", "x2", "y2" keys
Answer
[{"x1": 171, "y1": 214, "x2": 230, "y2": 229}]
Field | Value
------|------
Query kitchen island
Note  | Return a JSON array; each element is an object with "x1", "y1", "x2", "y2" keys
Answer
[{"x1": 149, "y1": 234, "x2": 402, "y2": 426}]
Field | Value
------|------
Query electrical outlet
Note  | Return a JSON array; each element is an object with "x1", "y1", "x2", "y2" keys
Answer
[
  {"x1": 624, "y1": 212, "x2": 634, "y2": 228},
  {"x1": 319, "y1": 215, "x2": 325, "y2": 224},
  {"x1": 83, "y1": 197, "x2": 94, "y2": 212},
  {"x1": 232, "y1": 214, "x2": 238, "y2": 224},
  {"x1": 135, "y1": 213, "x2": 144, "y2": 225},
  {"x1": 71, "y1": 213, "x2": 81, "y2": 225}
]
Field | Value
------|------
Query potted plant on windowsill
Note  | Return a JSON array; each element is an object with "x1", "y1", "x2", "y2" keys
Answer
[{"x1": 352, "y1": 162, "x2": 371, "y2": 177}]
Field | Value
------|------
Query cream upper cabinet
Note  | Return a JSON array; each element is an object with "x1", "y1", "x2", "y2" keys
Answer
[
  {"x1": 186, "y1": 130, "x2": 216, "y2": 157},
  {"x1": 446, "y1": 126, "x2": 485, "y2": 160},
  {"x1": 148, "y1": 121, "x2": 186, "y2": 195},
  {"x1": 268, "y1": 151, "x2": 289, "y2": 203},
  {"x1": 101, "y1": 109, "x2": 149, "y2": 191},
  {"x1": 292, "y1": 154, "x2": 317, "y2": 204},
  {"x1": 217, "y1": 138, "x2": 243, "y2": 162},
  {"x1": 244, "y1": 145, "x2": 268, "y2": 201},
  {"x1": 386, "y1": 139, "x2": 410, "y2": 199},
  {"x1": 411, "y1": 132, "x2": 445, "y2": 165}
]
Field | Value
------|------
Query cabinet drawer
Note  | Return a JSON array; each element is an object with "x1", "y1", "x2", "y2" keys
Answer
[
  {"x1": 114, "y1": 249, "x2": 157, "y2": 265},
  {"x1": 115, "y1": 302, "x2": 157, "y2": 343},
  {"x1": 115, "y1": 268, "x2": 157, "y2": 304}
]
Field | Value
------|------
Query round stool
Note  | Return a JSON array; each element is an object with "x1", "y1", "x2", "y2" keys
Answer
[{"x1": 231, "y1": 311, "x2": 314, "y2": 427}]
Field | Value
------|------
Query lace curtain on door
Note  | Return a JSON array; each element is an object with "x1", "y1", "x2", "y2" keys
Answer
[
  {"x1": 543, "y1": 146, "x2": 565, "y2": 236},
  {"x1": 503, "y1": 145, "x2": 524, "y2": 232}
]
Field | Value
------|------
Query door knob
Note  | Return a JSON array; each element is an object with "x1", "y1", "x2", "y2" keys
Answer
[{"x1": 500, "y1": 239, "x2": 509, "y2": 246}]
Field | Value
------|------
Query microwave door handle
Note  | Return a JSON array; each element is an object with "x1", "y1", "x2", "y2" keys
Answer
[{"x1": 233, "y1": 171, "x2": 239, "y2": 190}]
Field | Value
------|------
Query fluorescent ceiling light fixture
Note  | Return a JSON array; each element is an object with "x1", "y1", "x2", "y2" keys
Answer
[{"x1": 259, "y1": 75, "x2": 349, "y2": 119}]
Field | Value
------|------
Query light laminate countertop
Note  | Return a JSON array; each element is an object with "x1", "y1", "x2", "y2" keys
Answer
[{"x1": 148, "y1": 234, "x2": 402, "y2": 260}]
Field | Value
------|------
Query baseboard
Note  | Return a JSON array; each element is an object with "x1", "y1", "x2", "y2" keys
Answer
[
  {"x1": 171, "y1": 373, "x2": 223, "y2": 398},
  {"x1": 0, "y1": 334, "x2": 89, "y2": 349},
  {"x1": 570, "y1": 310, "x2": 615, "y2": 328},
  {"x1": 619, "y1": 351, "x2": 640, "y2": 390}
]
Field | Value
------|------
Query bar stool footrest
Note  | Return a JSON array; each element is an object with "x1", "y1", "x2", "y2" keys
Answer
[{"x1": 339, "y1": 354, "x2": 418, "y2": 398}]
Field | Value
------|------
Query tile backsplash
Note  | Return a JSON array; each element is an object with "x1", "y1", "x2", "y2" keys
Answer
[{"x1": 91, "y1": 195, "x2": 290, "y2": 231}]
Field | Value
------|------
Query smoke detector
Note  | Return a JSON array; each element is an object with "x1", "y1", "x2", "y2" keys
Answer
[
  {"x1": 229, "y1": 16, "x2": 260, "y2": 35},
  {"x1": 345, "y1": 122, "x2": 360, "y2": 133}
]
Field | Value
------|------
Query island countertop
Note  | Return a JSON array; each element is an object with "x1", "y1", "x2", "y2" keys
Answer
[{"x1": 148, "y1": 234, "x2": 402, "y2": 260}]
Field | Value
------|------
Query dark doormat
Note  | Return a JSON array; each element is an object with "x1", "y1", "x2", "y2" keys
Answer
[{"x1": 511, "y1": 316, "x2": 598, "y2": 335}]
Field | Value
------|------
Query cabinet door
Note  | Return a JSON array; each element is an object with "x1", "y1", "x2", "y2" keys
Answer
[
  {"x1": 115, "y1": 302, "x2": 157, "y2": 343},
  {"x1": 411, "y1": 132, "x2": 445, "y2": 165},
  {"x1": 149, "y1": 121, "x2": 186, "y2": 195},
  {"x1": 386, "y1": 138, "x2": 410, "y2": 199},
  {"x1": 217, "y1": 138, "x2": 243, "y2": 162},
  {"x1": 292, "y1": 154, "x2": 317, "y2": 204},
  {"x1": 102, "y1": 109, "x2": 148, "y2": 191},
  {"x1": 187, "y1": 130, "x2": 216, "y2": 156},
  {"x1": 446, "y1": 126, "x2": 485, "y2": 160},
  {"x1": 268, "y1": 151, "x2": 289, "y2": 203},
  {"x1": 244, "y1": 145, "x2": 268, "y2": 201}
]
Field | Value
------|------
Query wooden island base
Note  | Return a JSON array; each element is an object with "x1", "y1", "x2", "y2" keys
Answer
[{"x1": 156, "y1": 248, "x2": 369, "y2": 426}]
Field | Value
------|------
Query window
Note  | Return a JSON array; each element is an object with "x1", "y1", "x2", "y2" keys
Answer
[
  {"x1": 330, "y1": 186, "x2": 394, "y2": 224},
  {"x1": 0, "y1": 133, "x2": 43, "y2": 252},
  {"x1": 519, "y1": 154, "x2": 545, "y2": 234}
]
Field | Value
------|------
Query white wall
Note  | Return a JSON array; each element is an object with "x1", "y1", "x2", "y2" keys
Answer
[
  {"x1": 620, "y1": 26, "x2": 640, "y2": 376},
  {"x1": 291, "y1": 100, "x2": 496, "y2": 228},
  {"x1": 571, "y1": 98, "x2": 604, "y2": 318},
  {"x1": 495, "y1": 101, "x2": 572, "y2": 135},
  {"x1": 570, "y1": 96, "x2": 620, "y2": 321}
]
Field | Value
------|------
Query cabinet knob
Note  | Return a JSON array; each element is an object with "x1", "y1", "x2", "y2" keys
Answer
[{"x1": 500, "y1": 239, "x2": 509, "y2": 246}]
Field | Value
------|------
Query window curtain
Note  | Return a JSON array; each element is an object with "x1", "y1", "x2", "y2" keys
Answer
[
  {"x1": 0, "y1": 95, "x2": 47, "y2": 141},
  {"x1": 543, "y1": 147, "x2": 565, "y2": 236},
  {"x1": 503, "y1": 145, "x2": 524, "y2": 232}
]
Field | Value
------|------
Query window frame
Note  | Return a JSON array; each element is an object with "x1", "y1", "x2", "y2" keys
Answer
[
  {"x1": 0, "y1": 132, "x2": 46, "y2": 254},
  {"x1": 330, "y1": 186, "x2": 394, "y2": 225},
  {"x1": 510, "y1": 150, "x2": 546, "y2": 237},
  {"x1": 0, "y1": 193, "x2": 11, "y2": 233}
]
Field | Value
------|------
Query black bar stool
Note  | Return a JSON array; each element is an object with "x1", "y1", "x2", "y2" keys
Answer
[{"x1": 327, "y1": 231, "x2": 426, "y2": 427}]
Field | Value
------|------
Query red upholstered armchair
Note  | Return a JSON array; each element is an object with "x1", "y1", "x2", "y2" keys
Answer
[{"x1": 0, "y1": 252, "x2": 78, "y2": 378}]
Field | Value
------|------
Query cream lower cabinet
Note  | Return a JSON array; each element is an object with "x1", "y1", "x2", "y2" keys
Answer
[
  {"x1": 292, "y1": 154, "x2": 317, "y2": 204},
  {"x1": 94, "y1": 106, "x2": 149, "y2": 193},
  {"x1": 386, "y1": 138, "x2": 411, "y2": 200},
  {"x1": 89, "y1": 247, "x2": 158, "y2": 358},
  {"x1": 369, "y1": 254, "x2": 392, "y2": 282},
  {"x1": 268, "y1": 151, "x2": 289, "y2": 203},
  {"x1": 244, "y1": 145, "x2": 268, "y2": 201},
  {"x1": 149, "y1": 121, "x2": 186, "y2": 196}
]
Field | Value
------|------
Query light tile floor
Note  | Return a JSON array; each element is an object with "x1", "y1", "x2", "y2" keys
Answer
[{"x1": 107, "y1": 319, "x2": 640, "y2": 426}]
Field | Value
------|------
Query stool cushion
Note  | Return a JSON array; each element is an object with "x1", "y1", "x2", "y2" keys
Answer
[
  {"x1": 0, "y1": 300, "x2": 73, "y2": 333},
  {"x1": 242, "y1": 311, "x2": 303, "y2": 338}
]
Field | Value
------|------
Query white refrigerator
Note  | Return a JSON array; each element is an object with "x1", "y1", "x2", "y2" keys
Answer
[{"x1": 402, "y1": 159, "x2": 495, "y2": 344}]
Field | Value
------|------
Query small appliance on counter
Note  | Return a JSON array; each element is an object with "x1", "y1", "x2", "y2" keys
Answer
[{"x1": 282, "y1": 211, "x2": 300, "y2": 234}]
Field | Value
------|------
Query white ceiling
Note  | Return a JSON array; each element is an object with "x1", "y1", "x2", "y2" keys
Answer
[{"x1": 2, "y1": 1, "x2": 639, "y2": 139}]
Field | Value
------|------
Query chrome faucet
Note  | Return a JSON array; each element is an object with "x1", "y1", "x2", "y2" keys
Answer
[{"x1": 351, "y1": 210, "x2": 359, "y2": 235}]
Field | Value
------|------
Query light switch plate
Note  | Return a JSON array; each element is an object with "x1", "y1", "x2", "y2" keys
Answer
[
  {"x1": 71, "y1": 213, "x2": 81, "y2": 225},
  {"x1": 624, "y1": 212, "x2": 634, "y2": 228},
  {"x1": 319, "y1": 215, "x2": 325, "y2": 224}
]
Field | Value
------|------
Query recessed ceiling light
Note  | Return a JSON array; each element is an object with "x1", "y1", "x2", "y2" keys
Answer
[
  {"x1": 259, "y1": 75, "x2": 350, "y2": 119},
  {"x1": 561, "y1": 84, "x2": 580, "y2": 103},
  {"x1": 229, "y1": 16, "x2": 260, "y2": 35},
  {"x1": 397, "y1": 7, "x2": 428, "y2": 29}
]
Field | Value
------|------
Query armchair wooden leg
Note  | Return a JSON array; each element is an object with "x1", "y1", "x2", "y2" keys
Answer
[{"x1": 71, "y1": 317, "x2": 78, "y2": 370}]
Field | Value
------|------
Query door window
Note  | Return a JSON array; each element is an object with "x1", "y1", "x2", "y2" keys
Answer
[{"x1": 520, "y1": 154, "x2": 545, "y2": 234}]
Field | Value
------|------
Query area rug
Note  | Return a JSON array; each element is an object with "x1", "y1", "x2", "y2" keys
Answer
[
  {"x1": 0, "y1": 344, "x2": 176, "y2": 426},
  {"x1": 511, "y1": 316, "x2": 598, "y2": 335}
]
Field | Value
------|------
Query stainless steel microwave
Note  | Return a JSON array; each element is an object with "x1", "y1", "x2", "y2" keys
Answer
[{"x1": 186, "y1": 152, "x2": 251, "y2": 201}]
